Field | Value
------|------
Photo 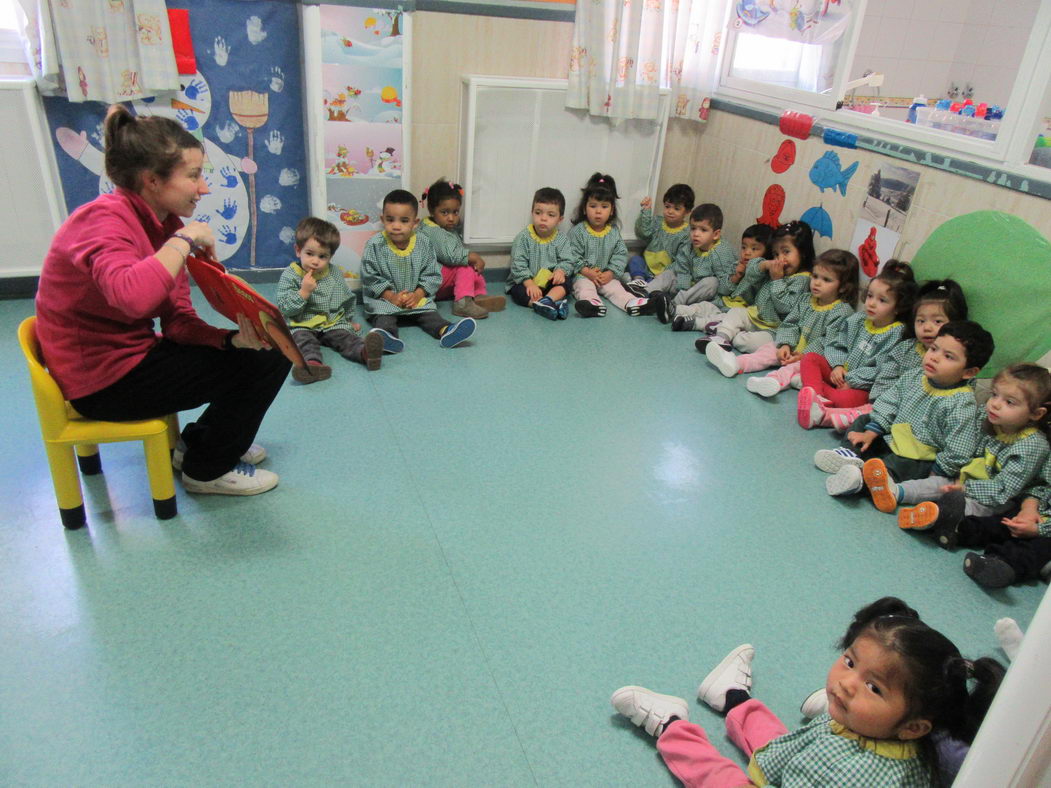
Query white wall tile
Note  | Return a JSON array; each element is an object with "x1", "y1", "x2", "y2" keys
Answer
[
  {"x1": 930, "y1": 23, "x2": 963, "y2": 62},
  {"x1": 883, "y1": 0, "x2": 915, "y2": 21},
  {"x1": 875, "y1": 16, "x2": 908, "y2": 59},
  {"x1": 940, "y1": 0, "x2": 973, "y2": 24}
]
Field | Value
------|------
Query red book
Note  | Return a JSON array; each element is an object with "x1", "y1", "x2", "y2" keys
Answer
[{"x1": 187, "y1": 255, "x2": 306, "y2": 368}]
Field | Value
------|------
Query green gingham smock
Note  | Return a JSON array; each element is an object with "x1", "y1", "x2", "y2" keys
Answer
[
  {"x1": 566, "y1": 222, "x2": 628, "y2": 277},
  {"x1": 416, "y1": 218, "x2": 469, "y2": 267},
  {"x1": 275, "y1": 262, "x2": 357, "y2": 332},
  {"x1": 823, "y1": 313, "x2": 906, "y2": 390},
  {"x1": 958, "y1": 424, "x2": 1050, "y2": 509},
  {"x1": 870, "y1": 339, "x2": 926, "y2": 401},
  {"x1": 774, "y1": 296, "x2": 854, "y2": 356},
  {"x1": 360, "y1": 231, "x2": 442, "y2": 316},
  {"x1": 634, "y1": 208, "x2": 690, "y2": 276},
  {"x1": 506, "y1": 225, "x2": 574, "y2": 290}
]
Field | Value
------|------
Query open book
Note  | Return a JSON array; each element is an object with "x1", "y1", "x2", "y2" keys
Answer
[{"x1": 186, "y1": 255, "x2": 306, "y2": 368}]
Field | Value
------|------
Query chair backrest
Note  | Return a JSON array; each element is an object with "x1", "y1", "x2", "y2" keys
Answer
[{"x1": 18, "y1": 316, "x2": 72, "y2": 440}]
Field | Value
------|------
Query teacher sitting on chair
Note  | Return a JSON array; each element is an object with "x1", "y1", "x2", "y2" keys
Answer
[{"x1": 35, "y1": 104, "x2": 290, "y2": 496}]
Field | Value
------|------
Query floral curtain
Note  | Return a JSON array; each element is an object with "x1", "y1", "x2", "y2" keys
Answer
[
  {"x1": 15, "y1": 0, "x2": 179, "y2": 102},
  {"x1": 567, "y1": 0, "x2": 726, "y2": 124}
]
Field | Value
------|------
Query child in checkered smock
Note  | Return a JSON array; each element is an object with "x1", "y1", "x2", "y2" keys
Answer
[{"x1": 611, "y1": 597, "x2": 1005, "y2": 787}]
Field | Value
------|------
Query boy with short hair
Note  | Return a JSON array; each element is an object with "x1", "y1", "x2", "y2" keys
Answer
[
  {"x1": 815, "y1": 320, "x2": 995, "y2": 499},
  {"x1": 276, "y1": 216, "x2": 388, "y2": 384},
  {"x1": 646, "y1": 203, "x2": 738, "y2": 322},
  {"x1": 360, "y1": 189, "x2": 477, "y2": 348},
  {"x1": 624, "y1": 183, "x2": 694, "y2": 294},
  {"x1": 506, "y1": 187, "x2": 575, "y2": 320}
]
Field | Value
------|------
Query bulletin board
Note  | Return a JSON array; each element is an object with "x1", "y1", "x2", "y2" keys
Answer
[{"x1": 459, "y1": 76, "x2": 670, "y2": 245}]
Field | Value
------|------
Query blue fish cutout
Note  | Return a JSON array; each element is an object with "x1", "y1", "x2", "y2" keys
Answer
[
  {"x1": 801, "y1": 205, "x2": 833, "y2": 239},
  {"x1": 736, "y1": 1, "x2": 769, "y2": 26},
  {"x1": 809, "y1": 151, "x2": 858, "y2": 196}
]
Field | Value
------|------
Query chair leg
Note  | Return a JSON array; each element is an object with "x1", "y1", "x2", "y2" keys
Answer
[
  {"x1": 166, "y1": 413, "x2": 181, "y2": 451},
  {"x1": 144, "y1": 434, "x2": 177, "y2": 520},
  {"x1": 45, "y1": 443, "x2": 86, "y2": 529},
  {"x1": 75, "y1": 443, "x2": 101, "y2": 475}
]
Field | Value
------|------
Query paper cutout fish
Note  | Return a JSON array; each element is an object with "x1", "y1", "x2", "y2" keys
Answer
[
  {"x1": 757, "y1": 184, "x2": 785, "y2": 229},
  {"x1": 809, "y1": 151, "x2": 858, "y2": 196},
  {"x1": 771, "y1": 139, "x2": 796, "y2": 174},
  {"x1": 801, "y1": 205, "x2": 833, "y2": 239}
]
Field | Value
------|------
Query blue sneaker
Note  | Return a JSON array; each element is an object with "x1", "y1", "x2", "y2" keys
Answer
[
  {"x1": 439, "y1": 318, "x2": 476, "y2": 348},
  {"x1": 369, "y1": 328, "x2": 404, "y2": 354},
  {"x1": 556, "y1": 298, "x2": 569, "y2": 320},
  {"x1": 532, "y1": 296, "x2": 558, "y2": 320}
]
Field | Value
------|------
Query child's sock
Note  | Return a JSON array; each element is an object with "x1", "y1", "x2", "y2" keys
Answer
[
  {"x1": 722, "y1": 689, "x2": 752, "y2": 713},
  {"x1": 995, "y1": 618, "x2": 1024, "y2": 661}
]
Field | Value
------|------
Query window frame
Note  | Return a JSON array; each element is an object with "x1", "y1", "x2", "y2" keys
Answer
[{"x1": 714, "y1": 0, "x2": 1051, "y2": 182}]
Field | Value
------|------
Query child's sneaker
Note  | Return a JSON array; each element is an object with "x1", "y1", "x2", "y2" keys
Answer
[
  {"x1": 697, "y1": 644, "x2": 755, "y2": 711},
  {"x1": 826, "y1": 465, "x2": 864, "y2": 496},
  {"x1": 695, "y1": 336, "x2": 730, "y2": 354},
  {"x1": 362, "y1": 329, "x2": 383, "y2": 370},
  {"x1": 800, "y1": 688, "x2": 828, "y2": 719},
  {"x1": 172, "y1": 441, "x2": 266, "y2": 472},
  {"x1": 625, "y1": 297, "x2": 650, "y2": 316},
  {"x1": 474, "y1": 294, "x2": 506, "y2": 312},
  {"x1": 452, "y1": 296, "x2": 488, "y2": 319},
  {"x1": 292, "y1": 360, "x2": 332, "y2": 384},
  {"x1": 898, "y1": 502, "x2": 939, "y2": 531},
  {"x1": 652, "y1": 291, "x2": 674, "y2": 324},
  {"x1": 746, "y1": 375, "x2": 782, "y2": 398},
  {"x1": 705, "y1": 342, "x2": 739, "y2": 377},
  {"x1": 574, "y1": 299, "x2": 606, "y2": 318},
  {"x1": 532, "y1": 296, "x2": 559, "y2": 321},
  {"x1": 862, "y1": 458, "x2": 899, "y2": 512},
  {"x1": 964, "y1": 553, "x2": 1017, "y2": 588},
  {"x1": 813, "y1": 447, "x2": 863, "y2": 473},
  {"x1": 440, "y1": 318, "x2": 476, "y2": 348},
  {"x1": 671, "y1": 315, "x2": 694, "y2": 332},
  {"x1": 790, "y1": 374, "x2": 803, "y2": 390},
  {"x1": 624, "y1": 278, "x2": 650, "y2": 298},
  {"x1": 555, "y1": 298, "x2": 570, "y2": 320},
  {"x1": 703, "y1": 321, "x2": 721, "y2": 335},
  {"x1": 369, "y1": 328, "x2": 404, "y2": 354},
  {"x1": 610, "y1": 686, "x2": 689, "y2": 738},
  {"x1": 182, "y1": 462, "x2": 279, "y2": 496},
  {"x1": 796, "y1": 387, "x2": 826, "y2": 429}
]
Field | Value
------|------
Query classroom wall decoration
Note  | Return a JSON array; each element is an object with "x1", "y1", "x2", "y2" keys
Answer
[
  {"x1": 850, "y1": 162, "x2": 920, "y2": 280},
  {"x1": 318, "y1": 5, "x2": 405, "y2": 284},
  {"x1": 41, "y1": 0, "x2": 307, "y2": 270}
]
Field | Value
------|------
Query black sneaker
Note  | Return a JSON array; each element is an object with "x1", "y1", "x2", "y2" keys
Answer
[
  {"x1": 963, "y1": 553, "x2": 1017, "y2": 588},
  {"x1": 931, "y1": 490, "x2": 966, "y2": 550},
  {"x1": 575, "y1": 300, "x2": 605, "y2": 318},
  {"x1": 649, "y1": 291, "x2": 671, "y2": 323},
  {"x1": 625, "y1": 279, "x2": 650, "y2": 298},
  {"x1": 672, "y1": 315, "x2": 693, "y2": 332},
  {"x1": 695, "y1": 337, "x2": 712, "y2": 353}
]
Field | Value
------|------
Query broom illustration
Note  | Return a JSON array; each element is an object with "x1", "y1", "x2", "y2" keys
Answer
[{"x1": 229, "y1": 90, "x2": 269, "y2": 267}]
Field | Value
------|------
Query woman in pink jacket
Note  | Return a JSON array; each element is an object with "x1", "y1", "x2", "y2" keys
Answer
[{"x1": 35, "y1": 105, "x2": 289, "y2": 498}]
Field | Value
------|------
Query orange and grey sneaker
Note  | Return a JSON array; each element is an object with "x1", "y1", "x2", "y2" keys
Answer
[
  {"x1": 898, "y1": 502, "x2": 939, "y2": 530},
  {"x1": 862, "y1": 458, "x2": 899, "y2": 513}
]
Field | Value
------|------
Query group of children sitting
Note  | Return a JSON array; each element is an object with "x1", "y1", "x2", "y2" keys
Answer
[{"x1": 276, "y1": 171, "x2": 1051, "y2": 597}]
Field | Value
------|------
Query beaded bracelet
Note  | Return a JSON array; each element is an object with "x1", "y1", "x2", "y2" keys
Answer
[{"x1": 171, "y1": 232, "x2": 199, "y2": 254}]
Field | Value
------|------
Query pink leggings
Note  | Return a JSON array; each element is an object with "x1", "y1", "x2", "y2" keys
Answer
[
  {"x1": 656, "y1": 700, "x2": 788, "y2": 788},
  {"x1": 800, "y1": 353, "x2": 870, "y2": 408},
  {"x1": 436, "y1": 264, "x2": 487, "y2": 301}
]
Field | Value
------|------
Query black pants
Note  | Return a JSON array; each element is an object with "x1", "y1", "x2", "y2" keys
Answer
[
  {"x1": 508, "y1": 282, "x2": 559, "y2": 307},
  {"x1": 292, "y1": 328, "x2": 364, "y2": 364},
  {"x1": 839, "y1": 415, "x2": 933, "y2": 482},
  {"x1": 71, "y1": 339, "x2": 290, "y2": 481},
  {"x1": 369, "y1": 311, "x2": 449, "y2": 339},
  {"x1": 958, "y1": 507, "x2": 1051, "y2": 582}
]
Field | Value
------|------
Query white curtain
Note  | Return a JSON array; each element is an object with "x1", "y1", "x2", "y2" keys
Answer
[
  {"x1": 730, "y1": 0, "x2": 852, "y2": 45},
  {"x1": 15, "y1": 0, "x2": 179, "y2": 102},
  {"x1": 566, "y1": 0, "x2": 726, "y2": 124}
]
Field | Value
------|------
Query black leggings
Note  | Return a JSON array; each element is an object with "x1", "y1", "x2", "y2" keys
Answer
[{"x1": 958, "y1": 506, "x2": 1051, "y2": 582}]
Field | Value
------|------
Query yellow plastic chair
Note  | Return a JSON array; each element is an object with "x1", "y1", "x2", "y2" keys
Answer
[{"x1": 18, "y1": 316, "x2": 179, "y2": 529}]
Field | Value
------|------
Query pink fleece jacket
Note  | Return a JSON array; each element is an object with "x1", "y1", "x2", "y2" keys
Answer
[{"x1": 35, "y1": 189, "x2": 227, "y2": 400}]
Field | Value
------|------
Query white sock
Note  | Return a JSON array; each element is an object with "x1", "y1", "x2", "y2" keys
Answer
[{"x1": 995, "y1": 618, "x2": 1024, "y2": 661}]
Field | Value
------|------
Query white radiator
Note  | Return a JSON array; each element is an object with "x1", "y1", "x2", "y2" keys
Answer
[{"x1": 0, "y1": 78, "x2": 65, "y2": 277}]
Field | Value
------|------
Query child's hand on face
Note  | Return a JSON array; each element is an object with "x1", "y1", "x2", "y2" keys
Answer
[
  {"x1": 767, "y1": 260, "x2": 785, "y2": 280},
  {"x1": 730, "y1": 259, "x2": 748, "y2": 283},
  {"x1": 830, "y1": 366, "x2": 847, "y2": 387},
  {"x1": 848, "y1": 429, "x2": 877, "y2": 452},
  {"x1": 640, "y1": 196, "x2": 652, "y2": 210},
  {"x1": 300, "y1": 270, "x2": 317, "y2": 296},
  {"x1": 596, "y1": 269, "x2": 613, "y2": 286},
  {"x1": 777, "y1": 345, "x2": 793, "y2": 365},
  {"x1": 551, "y1": 268, "x2": 566, "y2": 285}
]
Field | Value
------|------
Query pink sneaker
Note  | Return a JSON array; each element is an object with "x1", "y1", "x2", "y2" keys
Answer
[{"x1": 797, "y1": 387, "x2": 827, "y2": 429}]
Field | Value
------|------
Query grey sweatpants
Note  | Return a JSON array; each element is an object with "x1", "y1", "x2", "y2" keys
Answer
[
  {"x1": 292, "y1": 328, "x2": 365, "y2": 364},
  {"x1": 898, "y1": 475, "x2": 1005, "y2": 517}
]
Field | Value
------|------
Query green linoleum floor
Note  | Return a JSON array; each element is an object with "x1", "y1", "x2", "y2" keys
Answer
[{"x1": 0, "y1": 287, "x2": 1044, "y2": 786}]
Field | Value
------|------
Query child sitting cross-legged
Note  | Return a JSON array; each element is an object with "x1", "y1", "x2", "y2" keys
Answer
[
  {"x1": 360, "y1": 189, "x2": 477, "y2": 349},
  {"x1": 815, "y1": 320, "x2": 994, "y2": 500},
  {"x1": 506, "y1": 187, "x2": 574, "y2": 320},
  {"x1": 277, "y1": 217, "x2": 389, "y2": 383},
  {"x1": 623, "y1": 183, "x2": 693, "y2": 295}
]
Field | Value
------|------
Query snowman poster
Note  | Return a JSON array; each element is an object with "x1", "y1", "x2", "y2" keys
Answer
[
  {"x1": 318, "y1": 5, "x2": 405, "y2": 283},
  {"x1": 42, "y1": 0, "x2": 308, "y2": 270}
]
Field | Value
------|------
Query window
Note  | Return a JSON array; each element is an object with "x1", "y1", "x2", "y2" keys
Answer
[{"x1": 0, "y1": 0, "x2": 29, "y2": 75}]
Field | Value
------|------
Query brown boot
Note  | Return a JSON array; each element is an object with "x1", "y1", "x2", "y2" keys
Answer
[
  {"x1": 292, "y1": 361, "x2": 332, "y2": 384},
  {"x1": 361, "y1": 330, "x2": 383, "y2": 371},
  {"x1": 474, "y1": 294, "x2": 506, "y2": 312},
  {"x1": 453, "y1": 296, "x2": 489, "y2": 319}
]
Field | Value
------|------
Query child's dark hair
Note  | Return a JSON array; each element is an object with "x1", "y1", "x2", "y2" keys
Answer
[
  {"x1": 533, "y1": 187, "x2": 565, "y2": 216},
  {"x1": 742, "y1": 224, "x2": 774, "y2": 259},
  {"x1": 294, "y1": 216, "x2": 341, "y2": 255},
  {"x1": 771, "y1": 220, "x2": 816, "y2": 271},
  {"x1": 690, "y1": 203, "x2": 723, "y2": 231},
  {"x1": 901, "y1": 280, "x2": 968, "y2": 340},
  {"x1": 571, "y1": 172, "x2": 620, "y2": 227},
  {"x1": 938, "y1": 321, "x2": 995, "y2": 371},
  {"x1": 871, "y1": 260, "x2": 918, "y2": 323},
  {"x1": 989, "y1": 363, "x2": 1051, "y2": 437},
  {"x1": 840, "y1": 597, "x2": 1005, "y2": 786},
  {"x1": 663, "y1": 183, "x2": 695, "y2": 210},
  {"x1": 422, "y1": 177, "x2": 463, "y2": 215},
  {"x1": 814, "y1": 249, "x2": 860, "y2": 307},
  {"x1": 383, "y1": 188, "x2": 419, "y2": 215}
]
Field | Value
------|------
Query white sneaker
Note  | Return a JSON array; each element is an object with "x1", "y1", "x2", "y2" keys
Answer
[
  {"x1": 826, "y1": 465, "x2": 863, "y2": 496},
  {"x1": 800, "y1": 688, "x2": 828, "y2": 718},
  {"x1": 172, "y1": 441, "x2": 266, "y2": 472},
  {"x1": 697, "y1": 644, "x2": 755, "y2": 711},
  {"x1": 790, "y1": 374, "x2": 803, "y2": 390},
  {"x1": 610, "y1": 686, "x2": 689, "y2": 737},
  {"x1": 182, "y1": 462, "x2": 279, "y2": 496},
  {"x1": 746, "y1": 376, "x2": 781, "y2": 398},
  {"x1": 813, "y1": 447, "x2": 863, "y2": 474},
  {"x1": 705, "y1": 342, "x2": 739, "y2": 377}
]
